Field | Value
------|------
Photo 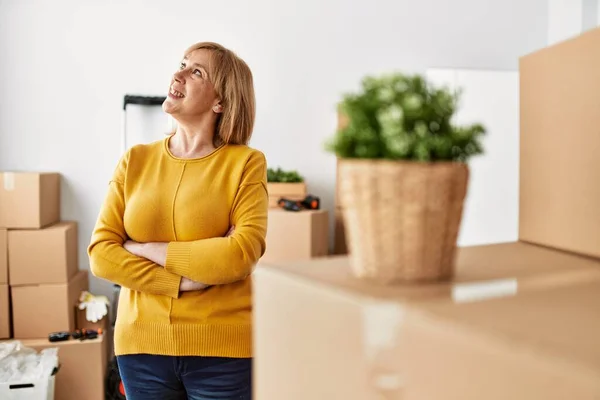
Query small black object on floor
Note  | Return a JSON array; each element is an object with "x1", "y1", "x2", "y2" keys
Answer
[
  {"x1": 105, "y1": 357, "x2": 127, "y2": 400},
  {"x1": 277, "y1": 194, "x2": 321, "y2": 212}
]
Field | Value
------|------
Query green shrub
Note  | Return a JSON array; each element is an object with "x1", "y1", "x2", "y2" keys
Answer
[
  {"x1": 267, "y1": 167, "x2": 304, "y2": 183},
  {"x1": 325, "y1": 73, "x2": 486, "y2": 162}
]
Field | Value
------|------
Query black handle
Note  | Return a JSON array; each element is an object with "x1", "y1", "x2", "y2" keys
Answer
[
  {"x1": 123, "y1": 95, "x2": 166, "y2": 110},
  {"x1": 9, "y1": 383, "x2": 35, "y2": 390}
]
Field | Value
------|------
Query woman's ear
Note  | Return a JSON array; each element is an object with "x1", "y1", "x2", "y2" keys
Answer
[{"x1": 213, "y1": 102, "x2": 223, "y2": 114}]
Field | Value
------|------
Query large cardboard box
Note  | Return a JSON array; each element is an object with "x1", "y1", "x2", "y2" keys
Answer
[
  {"x1": 395, "y1": 280, "x2": 600, "y2": 400},
  {"x1": 0, "y1": 229, "x2": 6, "y2": 284},
  {"x1": 19, "y1": 335, "x2": 108, "y2": 400},
  {"x1": 11, "y1": 270, "x2": 88, "y2": 339},
  {"x1": 253, "y1": 242, "x2": 600, "y2": 399},
  {"x1": 8, "y1": 221, "x2": 78, "y2": 285},
  {"x1": 519, "y1": 27, "x2": 600, "y2": 258},
  {"x1": 0, "y1": 284, "x2": 10, "y2": 339},
  {"x1": 262, "y1": 209, "x2": 329, "y2": 263},
  {"x1": 0, "y1": 172, "x2": 60, "y2": 229}
]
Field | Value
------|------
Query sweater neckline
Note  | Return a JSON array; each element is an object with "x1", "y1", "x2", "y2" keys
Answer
[{"x1": 163, "y1": 135, "x2": 226, "y2": 162}]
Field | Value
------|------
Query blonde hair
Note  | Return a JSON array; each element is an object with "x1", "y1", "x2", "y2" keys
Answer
[{"x1": 184, "y1": 42, "x2": 256, "y2": 146}]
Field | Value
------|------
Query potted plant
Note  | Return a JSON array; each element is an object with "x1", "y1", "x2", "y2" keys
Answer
[
  {"x1": 326, "y1": 73, "x2": 485, "y2": 283},
  {"x1": 266, "y1": 167, "x2": 306, "y2": 208}
]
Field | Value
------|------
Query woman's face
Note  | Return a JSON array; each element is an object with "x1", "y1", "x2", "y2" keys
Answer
[{"x1": 162, "y1": 49, "x2": 221, "y2": 119}]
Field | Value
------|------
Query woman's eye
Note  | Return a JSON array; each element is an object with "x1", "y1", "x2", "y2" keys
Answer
[
  {"x1": 179, "y1": 62, "x2": 185, "y2": 70},
  {"x1": 193, "y1": 69, "x2": 202, "y2": 77}
]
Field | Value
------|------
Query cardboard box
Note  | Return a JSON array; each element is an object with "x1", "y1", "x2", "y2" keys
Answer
[
  {"x1": 0, "y1": 172, "x2": 60, "y2": 229},
  {"x1": 75, "y1": 306, "x2": 109, "y2": 332},
  {"x1": 8, "y1": 221, "x2": 79, "y2": 285},
  {"x1": 262, "y1": 209, "x2": 329, "y2": 263},
  {"x1": 74, "y1": 306, "x2": 114, "y2": 361},
  {"x1": 267, "y1": 182, "x2": 306, "y2": 208},
  {"x1": 0, "y1": 284, "x2": 10, "y2": 339},
  {"x1": 333, "y1": 207, "x2": 347, "y2": 255},
  {"x1": 11, "y1": 270, "x2": 88, "y2": 339},
  {"x1": 398, "y1": 281, "x2": 600, "y2": 399},
  {"x1": 0, "y1": 229, "x2": 6, "y2": 284},
  {"x1": 18, "y1": 335, "x2": 108, "y2": 400},
  {"x1": 519, "y1": 27, "x2": 600, "y2": 258},
  {"x1": 253, "y1": 242, "x2": 600, "y2": 399}
]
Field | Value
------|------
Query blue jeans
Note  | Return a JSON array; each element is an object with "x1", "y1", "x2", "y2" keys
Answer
[{"x1": 116, "y1": 354, "x2": 252, "y2": 400}]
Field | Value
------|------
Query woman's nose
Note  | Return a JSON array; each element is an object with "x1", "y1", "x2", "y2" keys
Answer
[{"x1": 173, "y1": 70, "x2": 184, "y2": 83}]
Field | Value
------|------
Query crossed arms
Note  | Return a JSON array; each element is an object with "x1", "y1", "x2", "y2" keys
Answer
[{"x1": 87, "y1": 151, "x2": 268, "y2": 299}]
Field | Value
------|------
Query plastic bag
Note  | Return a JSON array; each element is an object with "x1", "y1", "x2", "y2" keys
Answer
[{"x1": 0, "y1": 341, "x2": 58, "y2": 383}]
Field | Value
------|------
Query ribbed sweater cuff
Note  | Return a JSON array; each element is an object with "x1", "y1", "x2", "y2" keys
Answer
[
  {"x1": 166, "y1": 241, "x2": 192, "y2": 278},
  {"x1": 153, "y1": 267, "x2": 181, "y2": 299}
]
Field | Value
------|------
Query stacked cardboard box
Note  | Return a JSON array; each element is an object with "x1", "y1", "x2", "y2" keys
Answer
[
  {"x1": 254, "y1": 27, "x2": 600, "y2": 399},
  {"x1": 262, "y1": 208, "x2": 329, "y2": 264},
  {"x1": 0, "y1": 172, "x2": 63, "y2": 340},
  {"x1": 0, "y1": 171, "x2": 107, "y2": 400},
  {"x1": 0, "y1": 172, "x2": 88, "y2": 337},
  {"x1": 263, "y1": 179, "x2": 330, "y2": 264}
]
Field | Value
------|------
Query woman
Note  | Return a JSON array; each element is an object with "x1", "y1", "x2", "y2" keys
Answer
[{"x1": 88, "y1": 41, "x2": 268, "y2": 400}]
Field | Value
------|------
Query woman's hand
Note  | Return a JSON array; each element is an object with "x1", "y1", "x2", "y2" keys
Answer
[
  {"x1": 180, "y1": 277, "x2": 209, "y2": 291},
  {"x1": 178, "y1": 227, "x2": 234, "y2": 292},
  {"x1": 124, "y1": 226, "x2": 234, "y2": 263},
  {"x1": 123, "y1": 240, "x2": 144, "y2": 257},
  {"x1": 124, "y1": 226, "x2": 234, "y2": 292},
  {"x1": 123, "y1": 241, "x2": 167, "y2": 267}
]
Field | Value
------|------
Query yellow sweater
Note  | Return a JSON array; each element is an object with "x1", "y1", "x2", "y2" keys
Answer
[{"x1": 88, "y1": 137, "x2": 268, "y2": 358}]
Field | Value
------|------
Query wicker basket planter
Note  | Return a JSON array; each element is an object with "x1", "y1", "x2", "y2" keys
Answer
[
  {"x1": 327, "y1": 72, "x2": 485, "y2": 283},
  {"x1": 338, "y1": 159, "x2": 469, "y2": 283}
]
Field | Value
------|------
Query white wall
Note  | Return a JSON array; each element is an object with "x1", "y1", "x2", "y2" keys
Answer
[
  {"x1": 582, "y1": 0, "x2": 599, "y2": 31},
  {"x1": 548, "y1": 0, "x2": 600, "y2": 45},
  {"x1": 548, "y1": 0, "x2": 584, "y2": 44},
  {"x1": 426, "y1": 69, "x2": 520, "y2": 247},
  {"x1": 0, "y1": 0, "x2": 548, "y2": 295}
]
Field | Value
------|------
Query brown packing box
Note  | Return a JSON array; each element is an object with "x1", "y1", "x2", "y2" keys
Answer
[
  {"x1": 0, "y1": 228, "x2": 6, "y2": 283},
  {"x1": 17, "y1": 335, "x2": 108, "y2": 400},
  {"x1": 75, "y1": 306, "x2": 109, "y2": 332},
  {"x1": 267, "y1": 182, "x2": 307, "y2": 208},
  {"x1": 0, "y1": 172, "x2": 60, "y2": 229},
  {"x1": 398, "y1": 281, "x2": 600, "y2": 399},
  {"x1": 0, "y1": 284, "x2": 10, "y2": 339},
  {"x1": 253, "y1": 242, "x2": 600, "y2": 399},
  {"x1": 262, "y1": 209, "x2": 329, "y2": 263},
  {"x1": 11, "y1": 270, "x2": 88, "y2": 339},
  {"x1": 8, "y1": 221, "x2": 79, "y2": 285},
  {"x1": 519, "y1": 27, "x2": 600, "y2": 258},
  {"x1": 74, "y1": 306, "x2": 114, "y2": 362},
  {"x1": 333, "y1": 207, "x2": 347, "y2": 255}
]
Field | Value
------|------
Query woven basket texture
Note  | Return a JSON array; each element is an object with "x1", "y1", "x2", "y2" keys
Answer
[{"x1": 338, "y1": 159, "x2": 469, "y2": 283}]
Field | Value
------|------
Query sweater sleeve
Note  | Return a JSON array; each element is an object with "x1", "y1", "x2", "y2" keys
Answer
[
  {"x1": 88, "y1": 151, "x2": 182, "y2": 298},
  {"x1": 164, "y1": 151, "x2": 269, "y2": 285}
]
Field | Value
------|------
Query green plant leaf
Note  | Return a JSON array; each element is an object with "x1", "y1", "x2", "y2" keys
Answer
[
  {"x1": 267, "y1": 167, "x2": 304, "y2": 183},
  {"x1": 326, "y1": 72, "x2": 486, "y2": 162}
]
